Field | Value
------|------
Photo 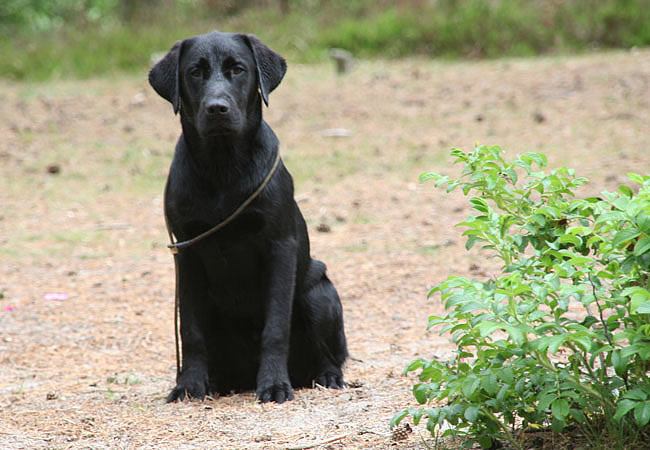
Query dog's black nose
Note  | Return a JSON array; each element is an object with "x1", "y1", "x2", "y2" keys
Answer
[{"x1": 206, "y1": 101, "x2": 229, "y2": 115}]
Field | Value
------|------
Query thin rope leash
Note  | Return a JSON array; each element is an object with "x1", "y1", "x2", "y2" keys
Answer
[{"x1": 164, "y1": 151, "x2": 281, "y2": 380}]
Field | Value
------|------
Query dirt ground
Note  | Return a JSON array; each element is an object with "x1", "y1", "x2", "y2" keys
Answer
[{"x1": 1, "y1": 49, "x2": 648, "y2": 449}]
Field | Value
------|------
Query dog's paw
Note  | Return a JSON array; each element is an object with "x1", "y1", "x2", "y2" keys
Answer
[
  {"x1": 166, "y1": 373, "x2": 208, "y2": 403},
  {"x1": 256, "y1": 379, "x2": 294, "y2": 404},
  {"x1": 315, "y1": 372, "x2": 346, "y2": 389}
]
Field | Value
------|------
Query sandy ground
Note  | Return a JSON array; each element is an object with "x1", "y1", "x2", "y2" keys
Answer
[{"x1": 0, "y1": 48, "x2": 649, "y2": 449}]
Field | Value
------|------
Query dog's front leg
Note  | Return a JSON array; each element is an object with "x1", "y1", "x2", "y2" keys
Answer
[
  {"x1": 166, "y1": 251, "x2": 210, "y2": 402},
  {"x1": 256, "y1": 238, "x2": 297, "y2": 403}
]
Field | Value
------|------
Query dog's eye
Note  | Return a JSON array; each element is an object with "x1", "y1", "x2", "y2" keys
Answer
[
  {"x1": 232, "y1": 66, "x2": 244, "y2": 75},
  {"x1": 190, "y1": 67, "x2": 202, "y2": 78}
]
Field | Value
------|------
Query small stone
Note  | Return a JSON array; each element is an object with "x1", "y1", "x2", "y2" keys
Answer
[
  {"x1": 329, "y1": 48, "x2": 355, "y2": 74},
  {"x1": 322, "y1": 128, "x2": 351, "y2": 138},
  {"x1": 46, "y1": 392, "x2": 59, "y2": 400},
  {"x1": 46, "y1": 164, "x2": 61, "y2": 174},
  {"x1": 316, "y1": 223, "x2": 331, "y2": 233},
  {"x1": 130, "y1": 93, "x2": 146, "y2": 107},
  {"x1": 254, "y1": 434, "x2": 272, "y2": 442}
]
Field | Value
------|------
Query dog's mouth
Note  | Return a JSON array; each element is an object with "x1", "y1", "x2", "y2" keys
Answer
[
  {"x1": 195, "y1": 106, "x2": 243, "y2": 137},
  {"x1": 200, "y1": 127, "x2": 235, "y2": 137},
  {"x1": 198, "y1": 119, "x2": 242, "y2": 137}
]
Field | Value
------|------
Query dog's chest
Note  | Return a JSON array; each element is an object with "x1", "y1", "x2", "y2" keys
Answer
[
  {"x1": 173, "y1": 185, "x2": 266, "y2": 239},
  {"x1": 198, "y1": 236, "x2": 270, "y2": 314},
  {"x1": 176, "y1": 191, "x2": 270, "y2": 310}
]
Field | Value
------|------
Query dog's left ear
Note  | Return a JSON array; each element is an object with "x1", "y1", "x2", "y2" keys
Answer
[
  {"x1": 149, "y1": 40, "x2": 185, "y2": 114},
  {"x1": 241, "y1": 34, "x2": 287, "y2": 106}
]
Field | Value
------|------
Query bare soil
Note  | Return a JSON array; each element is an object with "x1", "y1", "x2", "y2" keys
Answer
[{"x1": 1, "y1": 49, "x2": 649, "y2": 449}]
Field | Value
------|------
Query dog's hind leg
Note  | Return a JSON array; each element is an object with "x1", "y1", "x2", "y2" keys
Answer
[{"x1": 293, "y1": 260, "x2": 348, "y2": 388}]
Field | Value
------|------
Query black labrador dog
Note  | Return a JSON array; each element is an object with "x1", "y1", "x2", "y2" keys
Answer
[{"x1": 149, "y1": 31, "x2": 347, "y2": 403}]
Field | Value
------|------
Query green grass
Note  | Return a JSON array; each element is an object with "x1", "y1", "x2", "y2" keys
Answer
[{"x1": 1, "y1": 0, "x2": 649, "y2": 81}]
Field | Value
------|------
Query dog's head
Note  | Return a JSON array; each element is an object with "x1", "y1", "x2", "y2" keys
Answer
[{"x1": 149, "y1": 31, "x2": 286, "y2": 137}]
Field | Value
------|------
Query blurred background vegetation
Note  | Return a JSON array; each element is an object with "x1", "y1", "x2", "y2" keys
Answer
[{"x1": 1, "y1": 0, "x2": 649, "y2": 81}]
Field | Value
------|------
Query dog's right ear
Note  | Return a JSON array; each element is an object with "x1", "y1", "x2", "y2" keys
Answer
[{"x1": 149, "y1": 40, "x2": 184, "y2": 114}]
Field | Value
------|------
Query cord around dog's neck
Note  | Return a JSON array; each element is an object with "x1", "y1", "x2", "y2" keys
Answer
[{"x1": 165, "y1": 149, "x2": 281, "y2": 254}]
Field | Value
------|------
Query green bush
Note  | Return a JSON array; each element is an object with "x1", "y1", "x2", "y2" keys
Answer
[
  {"x1": 321, "y1": 8, "x2": 421, "y2": 58},
  {"x1": 0, "y1": 0, "x2": 119, "y2": 30},
  {"x1": 393, "y1": 145, "x2": 650, "y2": 448},
  {"x1": 321, "y1": 0, "x2": 650, "y2": 59},
  {"x1": 2, "y1": 0, "x2": 650, "y2": 80}
]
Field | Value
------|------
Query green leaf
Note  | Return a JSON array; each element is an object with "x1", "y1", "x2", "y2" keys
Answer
[
  {"x1": 614, "y1": 399, "x2": 638, "y2": 422},
  {"x1": 596, "y1": 210, "x2": 626, "y2": 224},
  {"x1": 621, "y1": 286, "x2": 648, "y2": 297},
  {"x1": 465, "y1": 235, "x2": 483, "y2": 251},
  {"x1": 630, "y1": 295, "x2": 650, "y2": 314},
  {"x1": 410, "y1": 408, "x2": 424, "y2": 425},
  {"x1": 566, "y1": 226, "x2": 592, "y2": 236},
  {"x1": 548, "y1": 334, "x2": 567, "y2": 354},
  {"x1": 503, "y1": 167, "x2": 518, "y2": 184},
  {"x1": 496, "y1": 384, "x2": 510, "y2": 403},
  {"x1": 482, "y1": 372, "x2": 498, "y2": 395},
  {"x1": 425, "y1": 407, "x2": 440, "y2": 422},
  {"x1": 551, "y1": 417, "x2": 565, "y2": 433},
  {"x1": 566, "y1": 333, "x2": 594, "y2": 352},
  {"x1": 420, "y1": 172, "x2": 441, "y2": 183},
  {"x1": 634, "y1": 236, "x2": 650, "y2": 256},
  {"x1": 499, "y1": 367, "x2": 514, "y2": 384},
  {"x1": 477, "y1": 321, "x2": 501, "y2": 337},
  {"x1": 530, "y1": 214, "x2": 546, "y2": 226},
  {"x1": 624, "y1": 388, "x2": 648, "y2": 401},
  {"x1": 586, "y1": 235, "x2": 602, "y2": 247},
  {"x1": 537, "y1": 392, "x2": 557, "y2": 411},
  {"x1": 464, "y1": 405, "x2": 480, "y2": 422},
  {"x1": 612, "y1": 349, "x2": 630, "y2": 377},
  {"x1": 446, "y1": 181, "x2": 460, "y2": 193},
  {"x1": 630, "y1": 289, "x2": 650, "y2": 314},
  {"x1": 390, "y1": 410, "x2": 409, "y2": 428},
  {"x1": 522, "y1": 152, "x2": 547, "y2": 169},
  {"x1": 558, "y1": 234, "x2": 582, "y2": 246},
  {"x1": 419, "y1": 366, "x2": 443, "y2": 382},
  {"x1": 612, "y1": 229, "x2": 640, "y2": 248},
  {"x1": 551, "y1": 398, "x2": 570, "y2": 421},
  {"x1": 635, "y1": 302, "x2": 650, "y2": 314},
  {"x1": 634, "y1": 402, "x2": 650, "y2": 427},
  {"x1": 469, "y1": 197, "x2": 489, "y2": 214},
  {"x1": 405, "y1": 359, "x2": 424, "y2": 373},
  {"x1": 478, "y1": 436, "x2": 494, "y2": 449},
  {"x1": 628, "y1": 173, "x2": 648, "y2": 184},
  {"x1": 618, "y1": 184, "x2": 634, "y2": 198},
  {"x1": 572, "y1": 408, "x2": 587, "y2": 424},
  {"x1": 461, "y1": 376, "x2": 480, "y2": 398},
  {"x1": 413, "y1": 383, "x2": 429, "y2": 404},
  {"x1": 637, "y1": 212, "x2": 650, "y2": 233},
  {"x1": 502, "y1": 324, "x2": 524, "y2": 345}
]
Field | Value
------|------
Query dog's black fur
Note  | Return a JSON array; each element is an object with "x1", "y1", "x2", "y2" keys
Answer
[{"x1": 149, "y1": 31, "x2": 348, "y2": 404}]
